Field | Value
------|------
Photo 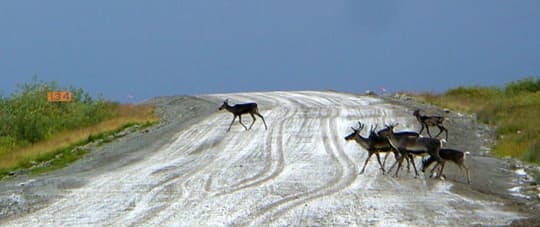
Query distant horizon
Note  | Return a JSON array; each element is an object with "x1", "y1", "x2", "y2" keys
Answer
[
  {"x1": 2, "y1": 75, "x2": 535, "y2": 102},
  {"x1": 2, "y1": 1, "x2": 539, "y2": 102}
]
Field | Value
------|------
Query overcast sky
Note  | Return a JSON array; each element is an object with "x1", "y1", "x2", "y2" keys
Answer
[{"x1": 1, "y1": 1, "x2": 539, "y2": 102}]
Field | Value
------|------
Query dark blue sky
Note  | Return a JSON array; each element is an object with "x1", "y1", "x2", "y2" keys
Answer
[{"x1": 1, "y1": 1, "x2": 539, "y2": 102}]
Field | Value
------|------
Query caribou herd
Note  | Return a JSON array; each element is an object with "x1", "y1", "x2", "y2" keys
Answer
[
  {"x1": 344, "y1": 112, "x2": 471, "y2": 184},
  {"x1": 218, "y1": 99, "x2": 471, "y2": 184}
]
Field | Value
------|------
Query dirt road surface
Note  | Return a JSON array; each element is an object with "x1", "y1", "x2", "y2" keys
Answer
[{"x1": 0, "y1": 91, "x2": 537, "y2": 226}]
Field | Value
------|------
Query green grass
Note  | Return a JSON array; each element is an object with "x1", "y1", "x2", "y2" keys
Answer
[
  {"x1": 28, "y1": 121, "x2": 157, "y2": 176},
  {"x1": 0, "y1": 120, "x2": 158, "y2": 179},
  {"x1": 0, "y1": 77, "x2": 160, "y2": 179},
  {"x1": 411, "y1": 77, "x2": 540, "y2": 164},
  {"x1": 28, "y1": 146, "x2": 90, "y2": 175}
]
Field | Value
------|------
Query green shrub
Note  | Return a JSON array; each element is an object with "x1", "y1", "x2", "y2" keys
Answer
[
  {"x1": 0, "y1": 77, "x2": 112, "y2": 147},
  {"x1": 505, "y1": 76, "x2": 540, "y2": 95},
  {"x1": 0, "y1": 136, "x2": 17, "y2": 153},
  {"x1": 445, "y1": 86, "x2": 502, "y2": 98}
]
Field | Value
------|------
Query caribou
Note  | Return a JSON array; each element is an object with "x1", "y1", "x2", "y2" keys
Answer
[
  {"x1": 218, "y1": 99, "x2": 268, "y2": 132},
  {"x1": 413, "y1": 109, "x2": 448, "y2": 140},
  {"x1": 345, "y1": 122, "x2": 419, "y2": 174},
  {"x1": 345, "y1": 122, "x2": 400, "y2": 174},
  {"x1": 422, "y1": 148, "x2": 471, "y2": 184},
  {"x1": 378, "y1": 123, "x2": 444, "y2": 178}
]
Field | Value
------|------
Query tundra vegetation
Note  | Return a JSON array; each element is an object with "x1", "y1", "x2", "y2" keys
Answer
[
  {"x1": 412, "y1": 76, "x2": 540, "y2": 164},
  {"x1": 0, "y1": 78, "x2": 159, "y2": 178}
]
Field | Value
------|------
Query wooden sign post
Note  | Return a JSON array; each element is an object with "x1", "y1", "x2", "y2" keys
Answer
[{"x1": 47, "y1": 91, "x2": 73, "y2": 102}]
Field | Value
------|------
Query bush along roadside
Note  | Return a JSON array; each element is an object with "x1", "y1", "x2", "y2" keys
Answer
[
  {"x1": 0, "y1": 77, "x2": 159, "y2": 180},
  {"x1": 0, "y1": 77, "x2": 112, "y2": 149}
]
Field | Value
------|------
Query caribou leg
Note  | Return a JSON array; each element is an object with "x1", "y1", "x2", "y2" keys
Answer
[
  {"x1": 255, "y1": 112, "x2": 268, "y2": 129},
  {"x1": 435, "y1": 125, "x2": 448, "y2": 140},
  {"x1": 359, "y1": 153, "x2": 374, "y2": 174},
  {"x1": 248, "y1": 113, "x2": 256, "y2": 129},
  {"x1": 382, "y1": 152, "x2": 390, "y2": 169},
  {"x1": 425, "y1": 125, "x2": 433, "y2": 138},
  {"x1": 429, "y1": 162, "x2": 441, "y2": 177},
  {"x1": 407, "y1": 154, "x2": 420, "y2": 177},
  {"x1": 393, "y1": 150, "x2": 407, "y2": 177},
  {"x1": 387, "y1": 151, "x2": 412, "y2": 175},
  {"x1": 419, "y1": 124, "x2": 425, "y2": 135},
  {"x1": 227, "y1": 116, "x2": 237, "y2": 131},
  {"x1": 432, "y1": 147, "x2": 445, "y2": 178},
  {"x1": 374, "y1": 152, "x2": 386, "y2": 174},
  {"x1": 463, "y1": 163, "x2": 471, "y2": 184},
  {"x1": 237, "y1": 115, "x2": 249, "y2": 130},
  {"x1": 359, "y1": 151, "x2": 386, "y2": 174}
]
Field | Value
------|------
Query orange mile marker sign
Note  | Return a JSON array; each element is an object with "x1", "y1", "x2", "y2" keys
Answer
[{"x1": 47, "y1": 91, "x2": 73, "y2": 102}]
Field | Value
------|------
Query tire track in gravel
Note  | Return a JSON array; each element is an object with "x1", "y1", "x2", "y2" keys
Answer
[
  {"x1": 114, "y1": 102, "x2": 274, "y2": 226},
  {"x1": 139, "y1": 93, "x2": 289, "y2": 225},
  {"x1": 276, "y1": 93, "x2": 318, "y2": 146},
  {"x1": 5, "y1": 114, "x2": 229, "y2": 226},
  {"x1": 108, "y1": 116, "x2": 234, "y2": 225},
  {"x1": 175, "y1": 115, "x2": 264, "y2": 183},
  {"x1": 126, "y1": 106, "x2": 276, "y2": 226},
  {"x1": 196, "y1": 94, "x2": 275, "y2": 194},
  {"x1": 196, "y1": 129, "x2": 273, "y2": 196},
  {"x1": 247, "y1": 93, "x2": 358, "y2": 226},
  {"x1": 210, "y1": 93, "x2": 295, "y2": 196},
  {"x1": 221, "y1": 93, "x2": 327, "y2": 225}
]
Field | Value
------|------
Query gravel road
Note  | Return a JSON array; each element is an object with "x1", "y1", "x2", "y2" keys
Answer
[{"x1": 0, "y1": 91, "x2": 538, "y2": 226}]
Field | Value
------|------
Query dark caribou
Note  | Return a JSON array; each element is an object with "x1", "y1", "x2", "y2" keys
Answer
[
  {"x1": 413, "y1": 109, "x2": 448, "y2": 140},
  {"x1": 218, "y1": 99, "x2": 268, "y2": 132}
]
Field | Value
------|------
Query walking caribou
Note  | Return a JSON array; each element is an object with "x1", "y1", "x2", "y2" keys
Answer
[
  {"x1": 218, "y1": 99, "x2": 268, "y2": 132},
  {"x1": 345, "y1": 122, "x2": 419, "y2": 174},
  {"x1": 345, "y1": 122, "x2": 397, "y2": 174},
  {"x1": 413, "y1": 109, "x2": 448, "y2": 140},
  {"x1": 422, "y1": 148, "x2": 471, "y2": 184},
  {"x1": 378, "y1": 123, "x2": 445, "y2": 178}
]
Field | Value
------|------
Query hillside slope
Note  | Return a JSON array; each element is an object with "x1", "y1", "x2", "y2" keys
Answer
[{"x1": 0, "y1": 91, "x2": 536, "y2": 225}]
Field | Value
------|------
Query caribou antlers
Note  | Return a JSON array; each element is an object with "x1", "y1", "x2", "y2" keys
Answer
[{"x1": 344, "y1": 122, "x2": 399, "y2": 174}]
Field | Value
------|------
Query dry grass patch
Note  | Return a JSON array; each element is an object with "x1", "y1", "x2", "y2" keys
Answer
[{"x1": 0, "y1": 104, "x2": 159, "y2": 173}]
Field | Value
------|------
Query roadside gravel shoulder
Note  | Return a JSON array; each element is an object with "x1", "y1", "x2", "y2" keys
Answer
[
  {"x1": 377, "y1": 93, "x2": 540, "y2": 224},
  {"x1": 0, "y1": 96, "x2": 219, "y2": 221}
]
